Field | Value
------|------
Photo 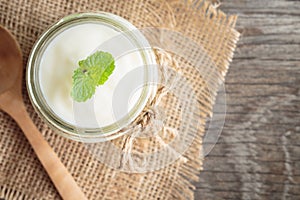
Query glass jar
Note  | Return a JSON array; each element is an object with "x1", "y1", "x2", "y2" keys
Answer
[{"x1": 26, "y1": 12, "x2": 158, "y2": 143}]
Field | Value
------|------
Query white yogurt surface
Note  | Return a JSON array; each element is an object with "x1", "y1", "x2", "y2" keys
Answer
[{"x1": 39, "y1": 23, "x2": 145, "y2": 128}]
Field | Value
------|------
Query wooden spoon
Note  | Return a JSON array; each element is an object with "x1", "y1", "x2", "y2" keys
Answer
[{"x1": 0, "y1": 26, "x2": 87, "y2": 200}]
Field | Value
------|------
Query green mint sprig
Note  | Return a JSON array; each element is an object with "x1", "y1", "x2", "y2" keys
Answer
[{"x1": 71, "y1": 51, "x2": 115, "y2": 102}]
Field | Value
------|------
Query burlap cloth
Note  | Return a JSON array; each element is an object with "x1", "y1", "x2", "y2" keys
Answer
[{"x1": 0, "y1": 0, "x2": 239, "y2": 199}]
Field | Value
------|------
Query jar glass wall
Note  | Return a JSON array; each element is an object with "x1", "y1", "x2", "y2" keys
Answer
[{"x1": 26, "y1": 12, "x2": 158, "y2": 143}]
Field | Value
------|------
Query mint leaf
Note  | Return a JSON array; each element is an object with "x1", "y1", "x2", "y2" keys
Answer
[
  {"x1": 71, "y1": 51, "x2": 115, "y2": 102},
  {"x1": 71, "y1": 68, "x2": 96, "y2": 102},
  {"x1": 98, "y1": 60, "x2": 115, "y2": 85}
]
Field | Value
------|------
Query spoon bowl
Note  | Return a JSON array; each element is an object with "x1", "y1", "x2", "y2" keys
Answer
[
  {"x1": 0, "y1": 25, "x2": 87, "y2": 200},
  {"x1": 0, "y1": 27, "x2": 22, "y2": 94}
]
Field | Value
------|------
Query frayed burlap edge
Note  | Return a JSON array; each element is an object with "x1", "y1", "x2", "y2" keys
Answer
[{"x1": 160, "y1": 1, "x2": 240, "y2": 199}]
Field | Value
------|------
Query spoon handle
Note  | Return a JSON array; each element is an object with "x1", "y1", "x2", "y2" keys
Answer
[{"x1": 11, "y1": 104, "x2": 87, "y2": 200}]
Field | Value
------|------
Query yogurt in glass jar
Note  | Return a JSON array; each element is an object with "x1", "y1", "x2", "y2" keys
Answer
[{"x1": 27, "y1": 13, "x2": 158, "y2": 142}]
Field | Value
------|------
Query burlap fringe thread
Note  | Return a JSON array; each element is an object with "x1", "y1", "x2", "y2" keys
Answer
[{"x1": 154, "y1": 1, "x2": 238, "y2": 200}]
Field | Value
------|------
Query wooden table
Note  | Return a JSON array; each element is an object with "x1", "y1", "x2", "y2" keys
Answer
[{"x1": 195, "y1": 0, "x2": 300, "y2": 199}]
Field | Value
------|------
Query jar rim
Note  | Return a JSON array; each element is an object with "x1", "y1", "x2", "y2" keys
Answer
[{"x1": 26, "y1": 12, "x2": 158, "y2": 142}]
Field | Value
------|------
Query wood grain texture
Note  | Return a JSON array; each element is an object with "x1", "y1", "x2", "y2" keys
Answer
[
  {"x1": 0, "y1": 26, "x2": 87, "y2": 200},
  {"x1": 195, "y1": 0, "x2": 300, "y2": 199}
]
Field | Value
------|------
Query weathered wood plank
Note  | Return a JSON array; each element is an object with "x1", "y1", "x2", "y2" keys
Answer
[{"x1": 195, "y1": 0, "x2": 300, "y2": 199}]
